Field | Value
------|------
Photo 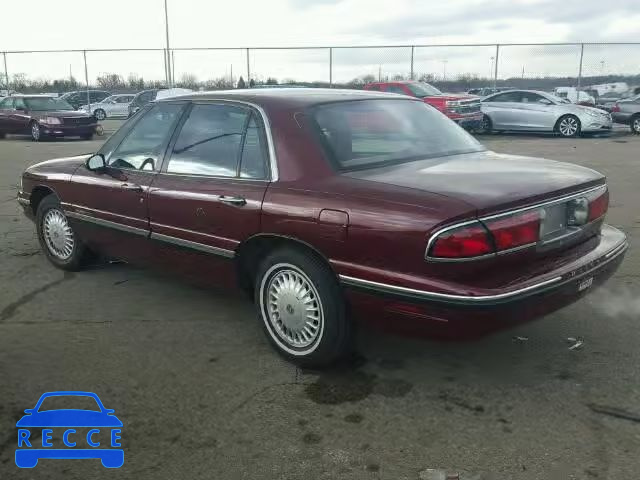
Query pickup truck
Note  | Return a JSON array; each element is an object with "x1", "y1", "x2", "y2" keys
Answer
[{"x1": 364, "y1": 81, "x2": 482, "y2": 129}]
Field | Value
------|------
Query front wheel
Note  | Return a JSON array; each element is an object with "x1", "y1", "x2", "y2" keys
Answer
[
  {"x1": 630, "y1": 114, "x2": 640, "y2": 135},
  {"x1": 36, "y1": 195, "x2": 90, "y2": 271},
  {"x1": 254, "y1": 248, "x2": 352, "y2": 367},
  {"x1": 479, "y1": 114, "x2": 492, "y2": 134},
  {"x1": 94, "y1": 109, "x2": 106, "y2": 120},
  {"x1": 556, "y1": 115, "x2": 581, "y2": 137},
  {"x1": 30, "y1": 121, "x2": 43, "y2": 142}
]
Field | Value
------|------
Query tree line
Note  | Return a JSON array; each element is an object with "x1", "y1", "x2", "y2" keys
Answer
[{"x1": 2, "y1": 71, "x2": 639, "y2": 94}]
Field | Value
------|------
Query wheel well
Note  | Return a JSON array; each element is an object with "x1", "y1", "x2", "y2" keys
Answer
[
  {"x1": 235, "y1": 235, "x2": 336, "y2": 295},
  {"x1": 29, "y1": 186, "x2": 56, "y2": 216}
]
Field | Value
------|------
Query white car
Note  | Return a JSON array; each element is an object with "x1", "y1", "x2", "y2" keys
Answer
[{"x1": 79, "y1": 94, "x2": 135, "y2": 120}]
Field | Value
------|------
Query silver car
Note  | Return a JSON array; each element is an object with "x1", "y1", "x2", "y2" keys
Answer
[
  {"x1": 79, "y1": 94, "x2": 135, "y2": 120},
  {"x1": 480, "y1": 90, "x2": 613, "y2": 137}
]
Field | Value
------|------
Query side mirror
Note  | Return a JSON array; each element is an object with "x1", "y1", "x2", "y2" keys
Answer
[{"x1": 86, "y1": 154, "x2": 106, "y2": 172}]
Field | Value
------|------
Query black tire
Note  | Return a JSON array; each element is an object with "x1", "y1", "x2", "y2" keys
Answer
[
  {"x1": 36, "y1": 195, "x2": 90, "y2": 271},
  {"x1": 254, "y1": 247, "x2": 352, "y2": 367},
  {"x1": 94, "y1": 109, "x2": 106, "y2": 120},
  {"x1": 630, "y1": 114, "x2": 640, "y2": 135},
  {"x1": 480, "y1": 114, "x2": 492, "y2": 134},
  {"x1": 30, "y1": 121, "x2": 43, "y2": 142},
  {"x1": 555, "y1": 114, "x2": 581, "y2": 138}
]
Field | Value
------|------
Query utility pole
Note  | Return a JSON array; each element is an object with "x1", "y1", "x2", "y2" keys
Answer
[
  {"x1": 164, "y1": 0, "x2": 172, "y2": 87},
  {"x1": 442, "y1": 60, "x2": 448, "y2": 81},
  {"x1": 3, "y1": 52, "x2": 9, "y2": 95},
  {"x1": 378, "y1": 65, "x2": 381, "y2": 82},
  {"x1": 230, "y1": 64, "x2": 233, "y2": 86},
  {"x1": 577, "y1": 44, "x2": 584, "y2": 91}
]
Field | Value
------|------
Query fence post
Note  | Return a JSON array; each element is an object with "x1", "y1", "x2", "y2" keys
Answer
[
  {"x1": 577, "y1": 43, "x2": 584, "y2": 91},
  {"x1": 3, "y1": 52, "x2": 8, "y2": 95},
  {"x1": 329, "y1": 47, "x2": 333, "y2": 87},
  {"x1": 246, "y1": 48, "x2": 251, "y2": 86},
  {"x1": 493, "y1": 44, "x2": 500, "y2": 88},
  {"x1": 410, "y1": 46, "x2": 414, "y2": 80},
  {"x1": 83, "y1": 50, "x2": 91, "y2": 112}
]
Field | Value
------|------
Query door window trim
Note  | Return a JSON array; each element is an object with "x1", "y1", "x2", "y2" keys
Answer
[{"x1": 157, "y1": 100, "x2": 274, "y2": 182}]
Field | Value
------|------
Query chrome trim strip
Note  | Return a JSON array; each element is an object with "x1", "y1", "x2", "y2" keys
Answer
[
  {"x1": 62, "y1": 203, "x2": 143, "y2": 223},
  {"x1": 345, "y1": 238, "x2": 627, "y2": 304},
  {"x1": 150, "y1": 221, "x2": 238, "y2": 245},
  {"x1": 65, "y1": 211, "x2": 148, "y2": 237},
  {"x1": 150, "y1": 232, "x2": 235, "y2": 258},
  {"x1": 425, "y1": 184, "x2": 607, "y2": 261}
]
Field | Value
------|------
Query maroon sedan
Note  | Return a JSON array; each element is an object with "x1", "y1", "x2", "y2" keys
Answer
[
  {"x1": 17, "y1": 89, "x2": 627, "y2": 366},
  {"x1": 0, "y1": 95, "x2": 97, "y2": 141}
]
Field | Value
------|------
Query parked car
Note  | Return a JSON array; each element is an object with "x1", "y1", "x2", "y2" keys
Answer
[
  {"x1": 364, "y1": 81, "x2": 482, "y2": 129},
  {"x1": 127, "y1": 88, "x2": 193, "y2": 117},
  {"x1": 17, "y1": 89, "x2": 627, "y2": 366},
  {"x1": 467, "y1": 87, "x2": 513, "y2": 97},
  {"x1": 79, "y1": 94, "x2": 135, "y2": 120},
  {"x1": 611, "y1": 94, "x2": 640, "y2": 134},
  {"x1": 553, "y1": 87, "x2": 595, "y2": 106},
  {"x1": 0, "y1": 95, "x2": 97, "y2": 141},
  {"x1": 480, "y1": 90, "x2": 612, "y2": 137},
  {"x1": 60, "y1": 90, "x2": 111, "y2": 110},
  {"x1": 595, "y1": 91, "x2": 625, "y2": 112}
]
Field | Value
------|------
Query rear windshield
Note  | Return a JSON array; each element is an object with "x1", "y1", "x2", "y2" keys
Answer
[{"x1": 311, "y1": 99, "x2": 485, "y2": 171}]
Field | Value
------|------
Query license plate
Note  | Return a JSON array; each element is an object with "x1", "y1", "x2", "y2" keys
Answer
[{"x1": 578, "y1": 277, "x2": 593, "y2": 292}]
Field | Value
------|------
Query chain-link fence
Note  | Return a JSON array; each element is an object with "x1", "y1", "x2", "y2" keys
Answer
[{"x1": 2, "y1": 43, "x2": 639, "y2": 98}]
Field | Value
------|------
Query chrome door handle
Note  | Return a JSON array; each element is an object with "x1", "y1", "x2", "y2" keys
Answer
[
  {"x1": 120, "y1": 183, "x2": 143, "y2": 193},
  {"x1": 218, "y1": 195, "x2": 246, "y2": 206}
]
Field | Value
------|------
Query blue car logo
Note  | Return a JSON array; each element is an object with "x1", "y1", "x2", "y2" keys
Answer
[{"x1": 15, "y1": 391, "x2": 123, "y2": 468}]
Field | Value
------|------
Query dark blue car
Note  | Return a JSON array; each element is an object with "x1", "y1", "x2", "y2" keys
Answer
[{"x1": 16, "y1": 391, "x2": 123, "y2": 468}]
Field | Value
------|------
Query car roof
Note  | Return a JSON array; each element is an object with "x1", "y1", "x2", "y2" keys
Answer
[{"x1": 157, "y1": 88, "x2": 407, "y2": 109}]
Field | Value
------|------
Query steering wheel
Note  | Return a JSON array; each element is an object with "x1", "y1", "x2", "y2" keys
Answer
[{"x1": 140, "y1": 157, "x2": 155, "y2": 171}]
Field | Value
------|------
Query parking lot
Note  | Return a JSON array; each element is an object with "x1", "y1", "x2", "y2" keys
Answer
[{"x1": 0, "y1": 124, "x2": 638, "y2": 479}]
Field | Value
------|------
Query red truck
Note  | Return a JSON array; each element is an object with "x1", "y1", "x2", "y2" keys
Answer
[{"x1": 364, "y1": 80, "x2": 482, "y2": 129}]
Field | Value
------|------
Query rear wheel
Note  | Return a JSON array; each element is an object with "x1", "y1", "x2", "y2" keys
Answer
[
  {"x1": 555, "y1": 115, "x2": 581, "y2": 137},
  {"x1": 94, "y1": 109, "x2": 106, "y2": 120},
  {"x1": 254, "y1": 247, "x2": 352, "y2": 367},
  {"x1": 630, "y1": 114, "x2": 640, "y2": 134},
  {"x1": 36, "y1": 195, "x2": 90, "y2": 271}
]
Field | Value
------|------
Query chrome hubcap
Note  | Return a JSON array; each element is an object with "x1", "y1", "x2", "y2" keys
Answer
[
  {"x1": 96, "y1": 110, "x2": 105, "y2": 120},
  {"x1": 43, "y1": 209, "x2": 74, "y2": 259},
  {"x1": 559, "y1": 117, "x2": 578, "y2": 136},
  {"x1": 32, "y1": 123, "x2": 40, "y2": 140},
  {"x1": 633, "y1": 118, "x2": 640, "y2": 132},
  {"x1": 265, "y1": 266, "x2": 323, "y2": 348}
]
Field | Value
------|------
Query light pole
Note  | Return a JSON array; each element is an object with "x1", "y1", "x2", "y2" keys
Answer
[
  {"x1": 164, "y1": 0, "x2": 172, "y2": 87},
  {"x1": 490, "y1": 56, "x2": 494, "y2": 79},
  {"x1": 442, "y1": 60, "x2": 448, "y2": 81}
]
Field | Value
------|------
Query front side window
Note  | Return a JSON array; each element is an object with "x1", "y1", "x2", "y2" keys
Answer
[
  {"x1": 23, "y1": 97, "x2": 74, "y2": 111},
  {"x1": 385, "y1": 85, "x2": 408, "y2": 95},
  {"x1": 312, "y1": 99, "x2": 484, "y2": 171},
  {"x1": 484, "y1": 91, "x2": 522, "y2": 103},
  {"x1": 108, "y1": 102, "x2": 184, "y2": 171},
  {"x1": 167, "y1": 104, "x2": 248, "y2": 177}
]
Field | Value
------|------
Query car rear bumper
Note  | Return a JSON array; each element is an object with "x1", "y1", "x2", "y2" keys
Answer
[{"x1": 341, "y1": 224, "x2": 627, "y2": 336}]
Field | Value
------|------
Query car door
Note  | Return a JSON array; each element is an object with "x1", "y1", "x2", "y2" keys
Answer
[
  {"x1": 481, "y1": 91, "x2": 524, "y2": 129},
  {"x1": 66, "y1": 102, "x2": 187, "y2": 263},
  {"x1": 113, "y1": 96, "x2": 131, "y2": 116},
  {"x1": 515, "y1": 92, "x2": 557, "y2": 130},
  {"x1": 147, "y1": 101, "x2": 272, "y2": 288}
]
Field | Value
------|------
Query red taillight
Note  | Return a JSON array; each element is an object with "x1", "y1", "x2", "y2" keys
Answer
[
  {"x1": 483, "y1": 210, "x2": 540, "y2": 251},
  {"x1": 588, "y1": 189, "x2": 609, "y2": 221},
  {"x1": 611, "y1": 103, "x2": 620, "y2": 113},
  {"x1": 429, "y1": 223, "x2": 492, "y2": 258}
]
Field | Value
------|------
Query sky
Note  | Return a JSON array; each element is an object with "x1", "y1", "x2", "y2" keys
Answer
[{"x1": 1, "y1": 0, "x2": 639, "y2": 85}]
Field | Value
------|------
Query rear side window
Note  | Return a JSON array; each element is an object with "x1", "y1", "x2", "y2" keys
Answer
[
  {"x1": 384, "y1": 85, "x2": 408, "y2": 95},
  {"x1": 485, "y1": 92, "x2": 522, "y2": 102},
  {"x1": 0, "y1": 97, "x2": 13, "y2": 109},
  {"x1": 366, "y1": 85, "x2": 381, "y2": 91},
  {"x1": 239, "y1": 114, "x2": 268, "y2": 179}
]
